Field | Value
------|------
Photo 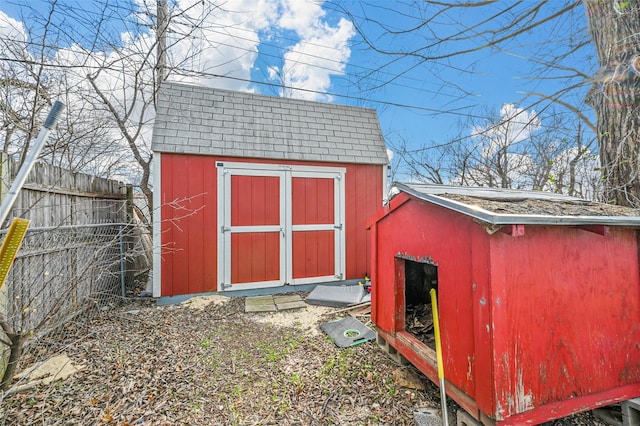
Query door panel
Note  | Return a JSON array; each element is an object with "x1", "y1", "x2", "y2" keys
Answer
[
  {"x1": 231, "y1": 232, "x2": 280, "y2": 284},
  {"x1": 231, "y1": 175, "x2": 280, "y2": 226},
  {"x1": 292, "y1": 177, "x2": 334, "y2": 225},
  {"x1": 288, "y1": 173, "x2": 342, "y2": 285},
  {"x1": 292, "y1": 230, "x2": 335, "y2": 279},
  {"x1": 220, "y1": 170, "x2": 286, "y2": 290}
]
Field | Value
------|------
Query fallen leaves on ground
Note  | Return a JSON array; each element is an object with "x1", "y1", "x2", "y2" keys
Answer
[
  {"x1": 2, "y1": 297, "x2": 438, "y2": 425},
  {"x1": 1, "y1": 296, "x2": 608, "y2": 425}
]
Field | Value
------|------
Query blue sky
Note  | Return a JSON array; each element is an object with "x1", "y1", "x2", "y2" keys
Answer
[{"x1": 0, "y1": 0, "x2": 594, "y2": 179}]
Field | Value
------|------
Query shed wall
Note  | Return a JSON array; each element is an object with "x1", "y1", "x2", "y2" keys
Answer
[
  {"x1": 489, "y1": 225, "x2": 640, "y2": 419},
  {"x1": 160, "y1": 153, "x2": 384, "y2": 296},
  {"x1": 370, "y1": 195, "x2": 488, "y2": 403}
]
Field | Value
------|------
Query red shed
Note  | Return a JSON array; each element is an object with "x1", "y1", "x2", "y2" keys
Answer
[
  {"x1": 151, "y1": 82, "x2": 388, "y2": 297},
  {"x1": 369, "y1": 183, "x2": 640, "y2": 425}
]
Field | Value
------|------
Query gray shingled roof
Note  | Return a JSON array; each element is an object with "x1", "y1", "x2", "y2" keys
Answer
[
  {"x1": 394, "y1": 182, "x2": 640, "y2": 226},
  {"x1": 151, "y1": 82, "x2": 388, "y2": 165}
]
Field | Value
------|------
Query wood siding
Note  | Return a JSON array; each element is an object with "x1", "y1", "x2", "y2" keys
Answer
[
  {"x1": 370, "y1": 192, "x2": 640, "y2": 424},
  {"x1": 159, "y1": 153, "x2": 384, "y2": 296}
]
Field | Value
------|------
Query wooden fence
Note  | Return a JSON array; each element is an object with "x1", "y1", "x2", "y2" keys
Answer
[
  {"x1": 0, "y1": 153, "x2": 135, "y2": 338},
  {"x1": 0, "y1": 153, "x2": 129, "y2": 227}
]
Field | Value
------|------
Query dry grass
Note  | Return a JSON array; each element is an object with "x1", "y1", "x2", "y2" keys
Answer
[
  {"x1": 2, "y1": 297, "x2": 439, "y2": 425},
  {"x1": 1, "y1": 296, "x2": 609, "y2": 425}
]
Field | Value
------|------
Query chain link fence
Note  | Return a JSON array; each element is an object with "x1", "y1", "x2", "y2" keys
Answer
[{"x1": 0, "y1": 208, "x2": 152, "y2": 400}]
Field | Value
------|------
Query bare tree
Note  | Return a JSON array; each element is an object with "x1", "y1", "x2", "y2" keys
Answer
[
  {"x1": 0, "y1": 0, "x2": 223, "y2": 218},
  {"x1": 343, "y1": 1, "x2": 638, "y2": 205},
  {"x1": 389, "y1": 103, "x2": 600, "y2": 198}
]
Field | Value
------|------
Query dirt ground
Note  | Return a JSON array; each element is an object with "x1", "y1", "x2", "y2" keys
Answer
[{"x1": 2, "y1": 295, "x2": 607, "y2": 425}]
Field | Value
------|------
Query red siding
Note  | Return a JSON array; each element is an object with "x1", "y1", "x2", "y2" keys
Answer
[
  {"x1": 160, "y1": 154, "x2": 217, "y2": 295},
  {"x1": 231, "y1": 233, "x2": 280, "y2": 283},
  {"x1": 370, "y1": 193, "x2": 640, "y2": 424},
  {"x1": 231, "y1": 175, "x2": 280, "y2": 226},
  {"x1": 160, "y1": 153, "x2": 384, "y2": 296},
  {"x1": 490, "y1": 225, "x2": 640, "y2": 418}
]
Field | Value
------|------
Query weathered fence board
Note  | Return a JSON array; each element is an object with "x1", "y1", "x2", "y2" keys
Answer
[
  {"x1": 3, "y1": 154, "x2": 128, "y2": 227},
  {"x1": 0, "y1": 154, "x2": 134, "y2": 368}
]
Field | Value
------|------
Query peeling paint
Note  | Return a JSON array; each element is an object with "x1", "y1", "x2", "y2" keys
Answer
[{"x1": 516, "y1": 368, "x2": 535, "y2": 413}]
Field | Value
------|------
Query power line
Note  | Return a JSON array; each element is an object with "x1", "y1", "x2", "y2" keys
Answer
[
  {"x1": 184, "y1": 68, "x2": 482, "y2": 117},
  {"x1": 1, "y1": 0, "x2": 467, "y2": 100}
]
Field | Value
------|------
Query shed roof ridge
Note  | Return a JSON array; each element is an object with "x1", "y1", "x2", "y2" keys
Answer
[
  {"x1": 151, "y1": 81, "x2": 389, "y2": 165},
  {"x1": 161, "y1": 81, "x2": 379, "y2": 115},
  {"x1": 392, "y1": 182, "x2": 640, "y2": 225}
]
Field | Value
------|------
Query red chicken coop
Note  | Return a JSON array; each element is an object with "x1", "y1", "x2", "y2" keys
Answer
[{"x1": 368, "y1": 183, "x2": 640, "y2": 425}]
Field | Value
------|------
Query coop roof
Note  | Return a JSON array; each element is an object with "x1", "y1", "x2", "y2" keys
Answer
[
  {"x1": 393, "y1": 182, "x2": 640, "y2": 226},
  {"x1": 151, "y1": 82, "x2": 388, "y2": 165}
]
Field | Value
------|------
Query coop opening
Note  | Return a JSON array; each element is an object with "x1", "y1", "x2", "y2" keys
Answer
[{"x1": 403, "y1": 258, "x2": 438, "y2": 350}]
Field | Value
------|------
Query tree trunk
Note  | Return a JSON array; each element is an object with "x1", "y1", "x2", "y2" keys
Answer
[
  {"x1": 0, "y1": 311, "x2": 27, "y2": 392},
  {"x1": 584, "y1": 0, "x2": 640, "y2": 207}
]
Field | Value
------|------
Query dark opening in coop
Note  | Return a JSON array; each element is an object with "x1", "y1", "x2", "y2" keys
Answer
[{"x1": 403, "y1": 258, "x2": 438, "y2": 350}]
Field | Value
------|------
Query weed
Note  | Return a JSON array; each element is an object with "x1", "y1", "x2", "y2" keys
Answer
[
  {"x1": 384, "y1": 376, "x2": 397, "y2": 397},
  {"x1": 189, "y1": 401, "x2": 202, "y2": 414},
  {"x1": 231, "y1": 385, "x2": 242, "y2": 398}
]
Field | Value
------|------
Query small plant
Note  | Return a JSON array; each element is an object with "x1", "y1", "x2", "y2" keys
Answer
[{"x1": 231, "y1": 385, "x2": 242, "y2": 398}]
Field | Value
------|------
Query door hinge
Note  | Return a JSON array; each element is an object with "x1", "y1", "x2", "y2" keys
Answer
[
  {"x1": 334, "y1": 273, "x2": 343, "y2": 279},
  {"x1": 220, "y1": 282, "x2": 232, "y2": 289},
  {"x1": 334, "y1": 224, "x2": 343, "y2": 230},
  {"x1": 221, "y1": 226, "x2": 230, "y2": 233}
]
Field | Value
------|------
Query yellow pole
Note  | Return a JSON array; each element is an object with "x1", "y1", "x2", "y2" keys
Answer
[{"x1": 431, "y1": 288, "x2": 449, "y2": 426}]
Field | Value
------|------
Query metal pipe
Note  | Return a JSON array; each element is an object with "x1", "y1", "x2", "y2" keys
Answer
[
  {"x1": 431, "y1": 288, "x2": 449, "y2": 426},
  {"x1": 0, "y1": 101, "x2": 65, "y2": 227}
]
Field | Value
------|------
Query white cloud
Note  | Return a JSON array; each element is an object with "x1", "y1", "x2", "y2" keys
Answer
[
  {"x1": 277, "y1": 0, "x2": 355, "y2": 101},
  {"x1": 167, "y1": 0, "x2": 280, "y2": 91},
  {"x1": 0, "y1": 10, "x2": 25, "y2": 43},
  {"x1": 472, "y1": 103, "x2": 541, "y2": 148},
  {"x1": 0, "y1": 0, "x2": 357, "y2": 181}
]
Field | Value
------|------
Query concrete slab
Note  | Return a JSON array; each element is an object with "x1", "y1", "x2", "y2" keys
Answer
[
  {"x1": 276, "y1": 300, "x2": 307, "y2": 311},
  {"x1": 273, "y1": 294, "x2": 304, "y2": 304},
  {"x1": 245, "y1": 304, "x2": 278, "y2": 313},
  {"x1": 247, "y1": 295, "x2": 275, "y2": 304},
  {"x1": 245, "y1": 295, "x2": 276, "y2": 313},
  {"x1": 246, "y1": 294, "x2": 306, "y2": 312}
]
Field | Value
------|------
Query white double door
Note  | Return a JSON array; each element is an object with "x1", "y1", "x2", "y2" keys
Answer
[{"x1": 217, "y1": 162, "x2": 346, "y2": 291}]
